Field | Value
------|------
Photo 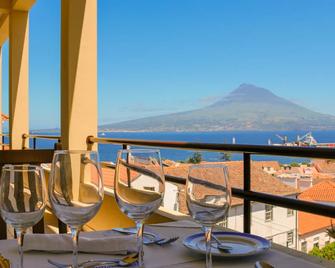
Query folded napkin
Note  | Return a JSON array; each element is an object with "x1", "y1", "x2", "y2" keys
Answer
[{"x1": 23, "y1": 231, "x2": 137, "y2": 255}]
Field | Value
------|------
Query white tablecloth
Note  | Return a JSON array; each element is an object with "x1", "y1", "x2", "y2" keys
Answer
[{"x1": 0, "y1": 220, "x2": 332, "y2": 267}]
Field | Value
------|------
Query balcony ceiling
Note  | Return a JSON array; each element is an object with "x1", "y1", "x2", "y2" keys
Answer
[{"x1": 0, "y1": 0, "x2": 36, "y2": 46}]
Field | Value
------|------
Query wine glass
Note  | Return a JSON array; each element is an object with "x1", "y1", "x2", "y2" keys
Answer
[
  {"x1": 49, "y1": 150, "x2": 104, "y2": 268},
  {"x1": 0, "y1": 164, "x2": 47, "y2": 268},
  {"x1": 114, "y1": 149, "x2": 165, "y2": 267},
  {"x1": 186, "y1": 164, "x2": 231, "y2": 268}
]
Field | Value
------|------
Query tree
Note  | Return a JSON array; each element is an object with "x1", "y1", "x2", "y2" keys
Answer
[
  {"x1": 309, "y1": 242, "x2": 335, "y2": 261},
  {"x1": 290, "y1": 162, "x2": 300, "y2": 167},
  {"x1": 220, "y1": 152, "x2": 232, "y2": 161},
  {"x1": 187, "y1": 152, "x2": 202, "y2": 164}
]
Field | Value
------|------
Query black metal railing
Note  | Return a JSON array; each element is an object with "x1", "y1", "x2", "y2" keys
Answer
[
  {"x1": 0, "y1": 134, "x2": 9, "y2": 150},
  {"x1": 87, "y1": 136, "x2": 335, "y2": 234},
  {"x1": 22, "y1": 134, "x2": 61, "y2": 150}
]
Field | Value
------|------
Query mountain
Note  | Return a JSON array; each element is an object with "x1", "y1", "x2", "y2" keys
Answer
[{"x1": 100, "y1": 84, "x2": 335, "y2": 131}]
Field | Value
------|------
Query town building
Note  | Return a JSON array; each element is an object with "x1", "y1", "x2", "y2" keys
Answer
[
  {"x1": 298, "y1": 181, "x2": 335, "y2": 253},
  {"x1": 163, "y1": 161, "x2": 299, "y2": 249}
]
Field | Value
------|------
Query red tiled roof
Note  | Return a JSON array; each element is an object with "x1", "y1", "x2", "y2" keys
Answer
[
  {"x1": 299, "y1": 180, "x2": 335, "y2": 202},
  {"x1": 1, "y1": 114, "x2": 8, "y2": 122},
  {"x1": 298, "y1": 210, "x2": 333, "y2": 236},
  {"x1": 164, "y1": 161, "x2": 298, "y2": 196},
  {"x1": 253, "y1": 161, "x2": 281, "y2": 170},
  {"x1": 298, "y1": 182, "x2": 335, "y2": 235},
  {"x1": 313, "y1": 159, "x2": 335, "y2": 174},
  {"x1": 165, "y1": 161, "x2": 298, "y2": 214}
]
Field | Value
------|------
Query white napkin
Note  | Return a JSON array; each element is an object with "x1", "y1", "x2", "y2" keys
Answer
[{"x1": 23, "y1": 231, "x2": 137, "y2": 255}]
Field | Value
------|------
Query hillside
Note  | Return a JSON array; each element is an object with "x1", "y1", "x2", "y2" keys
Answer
[{"x1": 100, "y1": 84, "x2": 335, "y2": 131}]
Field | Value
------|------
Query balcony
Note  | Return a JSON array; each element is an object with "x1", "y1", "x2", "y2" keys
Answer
[{"x1": 0, "y1": 1, "x2": 334, "y2": 266}]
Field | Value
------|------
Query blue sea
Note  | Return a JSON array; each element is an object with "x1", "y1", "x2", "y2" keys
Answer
[{"x1": 19, "y1": 130, "x2": 335, "y2": 164}]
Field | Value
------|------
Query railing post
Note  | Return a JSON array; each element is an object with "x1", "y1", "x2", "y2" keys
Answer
[
  {"x1": 243, "y1": 153, "x2": 251, "y2": 234},
  {"x1": 33, "y1": 137, "x2": 36, "y2": 149},
  {"x1": 86, "y1": 135, "x2": 94, "y2": 151},
  {"x1": 55, "y1": 139, "x2": 62, "y2": 150},
  {"x1": 123, "y1": 144, "x2": 131, "y2": 187},
  {"x1": 1, "y1": 135, "x2": 4, "y2": 150},
  {"x1": 21, "y1": 133, "x2": 28, "y2": 149},
  {"x1": 122, "y1": 144, "x2": 129, "y2": 150}
]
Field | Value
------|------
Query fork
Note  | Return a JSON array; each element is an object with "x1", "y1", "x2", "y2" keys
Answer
[
  {"x1": 48, "y1": 253, "x2": 138, "y2": 268},
  {"x1": 155, "y1": 236, "x2": 179, "y2": 246}
]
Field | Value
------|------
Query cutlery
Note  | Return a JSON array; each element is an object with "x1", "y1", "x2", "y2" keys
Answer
[
  {"x1": 200, "y1": 227, "x2": 233, "y2": 252},
  {"x1": 48, "y1": 253, "x2": 138, "y2": 268},
  {"x1": 255, "y1": 261, "x2": 274, "y2": 268},
  {"x1": 155, "y1": 236, "x2": 179, "y2": 245},
  {"x1": 112, "y1": 228, "x2": 173, "y2": 245},
  {"x1": 211, "y1": 233, "x2": 233, "y2": 252}
]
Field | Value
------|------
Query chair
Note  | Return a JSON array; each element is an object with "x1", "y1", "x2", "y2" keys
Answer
[{"x1": 0, "y1": 149, "x2": 67, "y2": 239}]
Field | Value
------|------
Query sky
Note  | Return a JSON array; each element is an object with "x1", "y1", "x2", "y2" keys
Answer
[{"x1": 1, "y1": 0, "x2": 335, "y2": 129}]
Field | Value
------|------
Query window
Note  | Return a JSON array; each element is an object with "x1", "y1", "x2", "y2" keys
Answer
[
  {"x1": 313, "y1": 237, "x2": 319, "y2": 248},
  {"x1": 265, "y1": 205, "x2": 273, "y2": 221},
  {"x1": 301, "y1": 241, "x2": 307, "y2": 253},
  {"x1": 287, "y1": 209, "x2": 294, "y2": 217},
  {"x1": 287, "y1": 231, "x2": 294, "y2": 246}
]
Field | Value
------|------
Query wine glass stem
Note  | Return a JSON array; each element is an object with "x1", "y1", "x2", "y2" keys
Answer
[
  {"x1": 136, "y1": 220, "x2": 144, "y2": 267},
  {"x1": 71, "y1": 227, "x2": 80, "y2": 268},
  {"x1": 204, "y1": 226, "x2": 213, "y2": 268},
  {"x1": 16, "y1": 229, "x2": 25, "y2": 268}
]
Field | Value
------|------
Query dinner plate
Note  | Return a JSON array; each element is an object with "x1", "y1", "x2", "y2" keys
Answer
[{"x1": 183, "y1": 231, "x2": 271, "y2": 257}]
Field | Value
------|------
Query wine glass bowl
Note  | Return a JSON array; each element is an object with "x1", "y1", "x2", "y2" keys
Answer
[
  {"x1": 115, "y1": 149, "x2": 165, "y2": 267},
  {"x1": 49, "y1": 150, "x2": 104, "y2": 267},
  {"x1": 186, "y1": 164, "x2": 231, "y2": 268},
  {"x1": 0, "y1": 164, "x2": 47, "y2": 268}
]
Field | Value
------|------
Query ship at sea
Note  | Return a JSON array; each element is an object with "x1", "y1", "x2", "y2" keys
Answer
[{"x1": 269, "y1": 132, "x2": 335, "y2": 148}]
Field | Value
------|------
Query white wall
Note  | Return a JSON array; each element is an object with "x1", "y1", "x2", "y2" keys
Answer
[
  {"x1": 132, "y1": 176, "x2": 179, "y2": 211},
  {"x1": 224, "y1": 198, "x2": 297, "y2": 249},
  {"x1": 299, "y1": 230, "x2": 334, "y2": 253}
]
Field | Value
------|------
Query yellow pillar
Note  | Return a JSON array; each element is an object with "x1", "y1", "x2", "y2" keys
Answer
[
  {"x1": 9, "y1": 11, "x2": 29, "y2": 149},
  {"x1": 0, "y1": 46, "x2": 2, "y2": 138},
  {"x1": 61, "y1": 0, "x2": 98, "y2": 150}
]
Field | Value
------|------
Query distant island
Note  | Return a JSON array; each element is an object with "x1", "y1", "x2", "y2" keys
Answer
[{"x1": 99, "y1": 84, "x2": 335, "y2": 132}]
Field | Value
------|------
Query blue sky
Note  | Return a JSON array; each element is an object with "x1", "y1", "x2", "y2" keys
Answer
[{"x1": 1, "y1": 0, "x2": 335, "y2": 129}]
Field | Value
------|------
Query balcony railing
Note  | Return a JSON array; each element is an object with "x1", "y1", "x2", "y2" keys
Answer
[
  {"x1": 20, "y1": 134, "x2": 335, "y2": 233},
  {"x1": 22, "y1": 134, "x2": 61, "y2": 150},
  {"x1": 0, "y1": 134, "x2": 9, "y2": 150},
  {"x1": 86, "y1": 135, "x2": 335, "y2": 234}
]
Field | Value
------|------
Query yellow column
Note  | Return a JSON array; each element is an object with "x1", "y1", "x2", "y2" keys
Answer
[
  {"x1": 9, "y1": 11, "x2": 29, "y2": 149},
  {"x1": 61, "y1": 0, "x2": 98, "y2": 150},
  {"x1": 0, "y1": 46, "x2": 2, "y2": 139}
]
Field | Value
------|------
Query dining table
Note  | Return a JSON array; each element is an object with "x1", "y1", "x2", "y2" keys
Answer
[{"x1": 0, "y1": 220, "x2": 332, "y2": 268}]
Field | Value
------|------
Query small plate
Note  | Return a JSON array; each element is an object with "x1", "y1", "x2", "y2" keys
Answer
[{"x1": 183, "y1": 231, "x2": 271, "y2": 257}]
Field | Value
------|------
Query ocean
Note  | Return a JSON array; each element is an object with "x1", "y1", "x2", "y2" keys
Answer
[{"x1": 20, "y1": 130, "x2": 335, "y2": 164}]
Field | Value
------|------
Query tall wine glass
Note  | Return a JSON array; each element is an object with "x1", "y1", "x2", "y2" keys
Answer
[
  {"x1": 115, "y1": 149, "x2": 165, "y2": 267},
  {"x1": 49, "y1": 150, "x2": 104, "y2": 268},
  {"x1": 0, "y1": 165, "x2": 47, "y2": 268},
  {"x1": 186, "y1": 164, "x2": 231, "y2": 268}
]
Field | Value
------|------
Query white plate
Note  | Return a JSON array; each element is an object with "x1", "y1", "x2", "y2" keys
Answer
[{"x1": 183, "y1": 231, "x2": 271, "y2": 257}]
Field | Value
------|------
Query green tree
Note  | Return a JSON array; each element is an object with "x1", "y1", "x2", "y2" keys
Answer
[
  {"x1": 220, "y1": 152, "x2": 232, "y2": 161},
  {"x1": 309, "y1": 242, "x2": 335, "y2": 261},
  {"x1": 290, "y1": 162, "x2": 300, "y2": 167},
  {"x1": 187, "y1": 152, "x2": 202, "y2": 164}
]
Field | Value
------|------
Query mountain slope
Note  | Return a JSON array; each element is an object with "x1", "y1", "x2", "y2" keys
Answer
[{"x1": 101, "y1": 84, "x2": 335, "y2": 131}]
